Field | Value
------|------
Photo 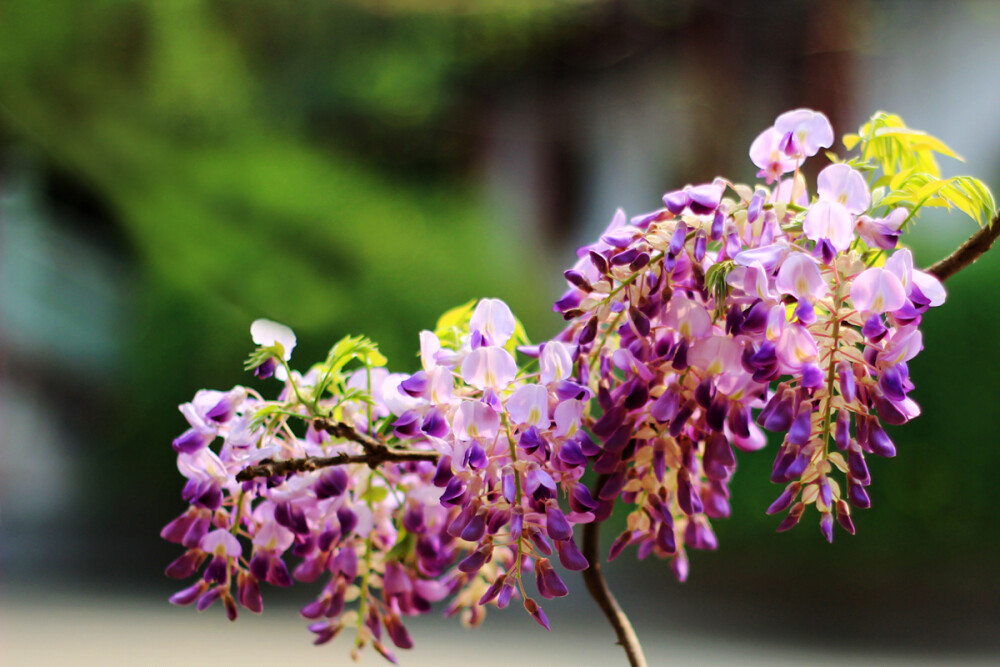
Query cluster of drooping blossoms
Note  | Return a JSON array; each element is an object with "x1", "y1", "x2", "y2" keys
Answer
[
  {"x1": 552, "y1": 108, "x2": 946, "y2": 577},
  {"x1": 162, "y1": 299, "x2": 600, "y2": 661}
]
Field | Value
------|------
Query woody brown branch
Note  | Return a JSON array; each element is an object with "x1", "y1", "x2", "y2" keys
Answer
[
  {"x1": 581, "y1": 474, "x2": 648, "y2": 667},
  {"x1": 235, "y1": 419, "x2": 439, "y2": 482},
  {"x1": 926, "y1": 211, "x2": 1000, "y2": 281}
]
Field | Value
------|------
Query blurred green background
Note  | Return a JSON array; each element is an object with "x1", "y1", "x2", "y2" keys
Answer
[{"x1": 2, "y1": 0, "x2": 998, "y2": 662}]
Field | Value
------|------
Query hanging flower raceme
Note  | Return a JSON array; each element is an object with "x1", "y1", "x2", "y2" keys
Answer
[{"x1": 162, "y1": 108, "x2": 994, "y2": 662}]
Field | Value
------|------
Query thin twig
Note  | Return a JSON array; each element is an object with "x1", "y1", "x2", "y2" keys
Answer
[
  {"x1": 926, "y1": 212, "x2": 1000, "y2": 281},
  {"x1": 235, "y1": 419, "x2": 439, "y2": 482},
  {"x1": 236, "y1": 450, "x2": 439, "y2": 482},
  {"x1": 581, "y1": 475, "x2": 647, "y2": 667}
]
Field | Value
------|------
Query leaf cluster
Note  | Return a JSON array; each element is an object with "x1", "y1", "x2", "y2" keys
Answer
[{"x1": 844, "y1": 112, "x2": 996, "y2": 227}]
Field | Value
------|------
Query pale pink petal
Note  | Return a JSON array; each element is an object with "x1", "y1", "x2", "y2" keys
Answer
[
  {"x1": 817, "y1": 164, "x2": 870, "y2": 214},
  {"x1": 688, "y1": 336, "x2": 742, "y2": 376},
  {"x1": 774, "y1": 109, "x2": 834, "y2": 156},
  {"x1": 803, "y1": 199, "x2": 856, "y2": 252},
  {"x1": 460, "y1": 346, "x2": 517, "y2": 390},
  {"x1": 506, "y1": 384, "x2": 549, "y2": 427},
  {"x1": 419, "y1": 331, "x2": 441, "y2": 371},
  {"x1": 884, "y1": 248, "x2": 914, "y2": 291},
  {"x1": 775, "y1": 253, "x2": 827, "y2": 300},
  {"x1": 250, "y1": 319, "x2": 296, "y2": 361},
  {"x1": 540, "y1": 341, "x2": 574, "y2": 385},
  {"x1": 749, "y1": 127, "x2": 799, "y2": 183},
  {"x1": 776, "y1": 324, "x2": 818, "y2": 370},
  {"x1": 553, "y1": 399, "x2": 584, "y2": 438},
  {"x1": 912, "y1": 270, "x2": 946, "y2": 307},
  {"x1": 452, "y1": 400, "x2": 500, "y2": 441},
  {"x1": 850, "y1": 267, "x2": 907, "y2": 314},
  {"x1": 470, "y1": 298, "x2": 517, "y2": 347}
]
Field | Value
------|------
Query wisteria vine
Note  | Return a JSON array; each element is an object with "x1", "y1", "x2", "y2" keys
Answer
[{"x1": 161, "y1": 110, "x2": 997, "y2": 665}]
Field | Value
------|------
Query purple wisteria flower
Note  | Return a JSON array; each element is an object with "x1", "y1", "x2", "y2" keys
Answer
[{"x1": 163, "y1": 107, "x2": 973, "y2": 663}]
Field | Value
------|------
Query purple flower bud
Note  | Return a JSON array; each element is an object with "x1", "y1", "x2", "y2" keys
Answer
[
  {"x1": 671, "y1": 552, "x2": 690, "y2": 582},
  {"x1": 787, "y1": 410, "x2": 812, "y2": 446},
  {"x1": 165, "y1": 549, "x2": 204, "y2": 579},
  {"x1": 161, "y1": 512, "x2": 196, "y2": 544},
  {"x1": 663, "y1": 190, "x2": 690, "y2": 214},
  {"x1": 598, "y1": 470, "x2": 625, "y2": 501},
  {"x1": 336, "y1": 506, "x2": 358, "y2": 535},
  {"x1": 432, "y1": 455, "x2": 453, "y2": 487},
  {"x1": 478, "y1": 573, "x2": 507, "y2": 606},
  {"x1": 486, "y1": 508, "x2": 510, "y2": 535},
  {"x1": 611, "y1": 248, "x2": 640, "y2": 267},
  {"x1": 315, "y1": 468, "x2": 349, "y2": 499},
  {"x1": 170, "y1": 581, "x2": 207, "y2": 606},
  {"x1": 847, "y1": 478, "x2": 871, "y2": 508},
  {"x1": 652, "y1": 448, "x2": 667, "y2": 482},
  {"x1": 497, "y1": 581, "x2": 515, "y2": 609},
  {"x1": 196, "y1": 586, "x2": 222, "y2": 611},
  {"x1": 835, "y1": 411, "x2": 851, "y2": 451},
  {"x1": 693, "y1": 230, "x2": 707, "y2": 262},
  {"x1": 879, "y1": 365, "x2": 907, "y2": 402},
  {"x1": 529, "y1": 529, "x2": 553, "y2": 556},
  {"x1": 711, "y1": 210, "x2": 725, "y2": 240},
  {"x1": 836, "y1": 501, "x2": 856, "y2": 535},
  {"x1": 301, "y1": 596, "x2": 329, "y2": 620},
  {"x1": 173, "y1": 428, "x2": 210, "y2": 454},
  {"x1": 570, "y1": 483, "x2": 600, "y2": 513},
  {"x1": 535, "y1": 559, "x2": 569, "y2": 599},
  {"x1": 545, "y1": 505, "x2": 573, "y2": 541},
  {"x1": 402, "y1": 505, "x2": 425, "y2": 534},
  {"x1": 384, "y1": 561, "x2": 413, "y2": 596},
  {"x1": 447, "y1": 504, "x2": 475, "y2": 538},
  {"x1": 629, "y1": 252, "x2": 651, "y2": 271},
  {"x1": 440, "y1": 477, "x2": 466, "y2": 506},
  {"x1": 563, "y1": 269, "x2": 592, "y2": 291},
  {"x1": 848, "y1": 447, "x2": 871, "y2": 485},
  {"x1": 385, "y1": 614, "x2": 414, "y2": 650},
  {"x1": 238, "y1": 573, "x2": 262, "y2": 614},
  {"x1": 820, "y1": 512, "x2": 834, "y2": 543},
  {"x1": 669, "y1": 401, "x2": 694, "y2": 438},
  {"x1": 556, "y1": 536, "x2": 589, "y2": 571},
  {"x1": 776, "y1": 502, "x2": 805, "y2": 532},
  {"x1": 868, "y1": 423, "x2": 896, "y2": 457},
  {"x1": 706, "y1": 397, "x2": 728, "y2": 432},
  {"x1": 760, "y1": 392, "x2": 794, "y2": 432},
  {"x1": 275, "y1": 501, "x2": 309, "y2": 535},
  {"x1": 677, "y1": 469, "x2": 703, "y2": 516},
  {"x1": 656, "y1": 522, "x2": 678, "y2": 554},
  {"x1": 593, "y1": 405, "x2": 625, "y2": 437},
  {"x1": 862, "y1": 314, "x2": 888, "y2": 342},
  {"x1": 524, "y1": 598, "x2": 551, "y2": 630},
  {"x1": 669, "y1": 222, "x2": 688, "y2": 256},
  {"x1": 458, "y1": 545, "x2": 492, "y2": 574},
  {"x1": 461, "y1": 510, "x2": 488, "y2": 543},
  {"x1": 608, "y1": 530, "x2": 633, "y2": 562},
  {"x1": 420, "y1": 409, "x2": 448, "y2": 438},
  {"x1": 766, "y1": 482, "x2": 801, "y2": 515},
  {"x1": 649, "y1": 389, "x2": 679, "y2": 423},
  {"x1": 747, "y1": 189, "x2": 764, "y2": 223}
]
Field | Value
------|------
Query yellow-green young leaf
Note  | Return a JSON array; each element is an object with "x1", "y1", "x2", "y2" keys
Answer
[
  {"x1": 912, "y1": 178, "x2": 950, "y2": 203},
  {"x1": 361, "y1": 485, "x2": 389, "y2": 505},
  {"x1": 889, "y1": 166, "x2": 917, "y2": 191},
  {"x1": 875, "y1": 128, "x2": 963, "y2": 161},
  {"x1": 505, "y1": 316, "x2": 531, "y2": 355},
  {"x1": 434, "y1": 299, "x2": 477, "y2": 348}
]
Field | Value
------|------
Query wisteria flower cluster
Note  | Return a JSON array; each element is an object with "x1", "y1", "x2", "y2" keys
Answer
[{"x1": 162, "y1": 109, "x2": 995, "y2": 664}]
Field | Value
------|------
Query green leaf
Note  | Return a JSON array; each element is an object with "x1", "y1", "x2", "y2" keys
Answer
[
  {"x1": 361, "y1": 485, "x2": 389, "y2": 505},
  {"x1": 434, "y1": 299, "x2": 477, "y2": 349}
]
